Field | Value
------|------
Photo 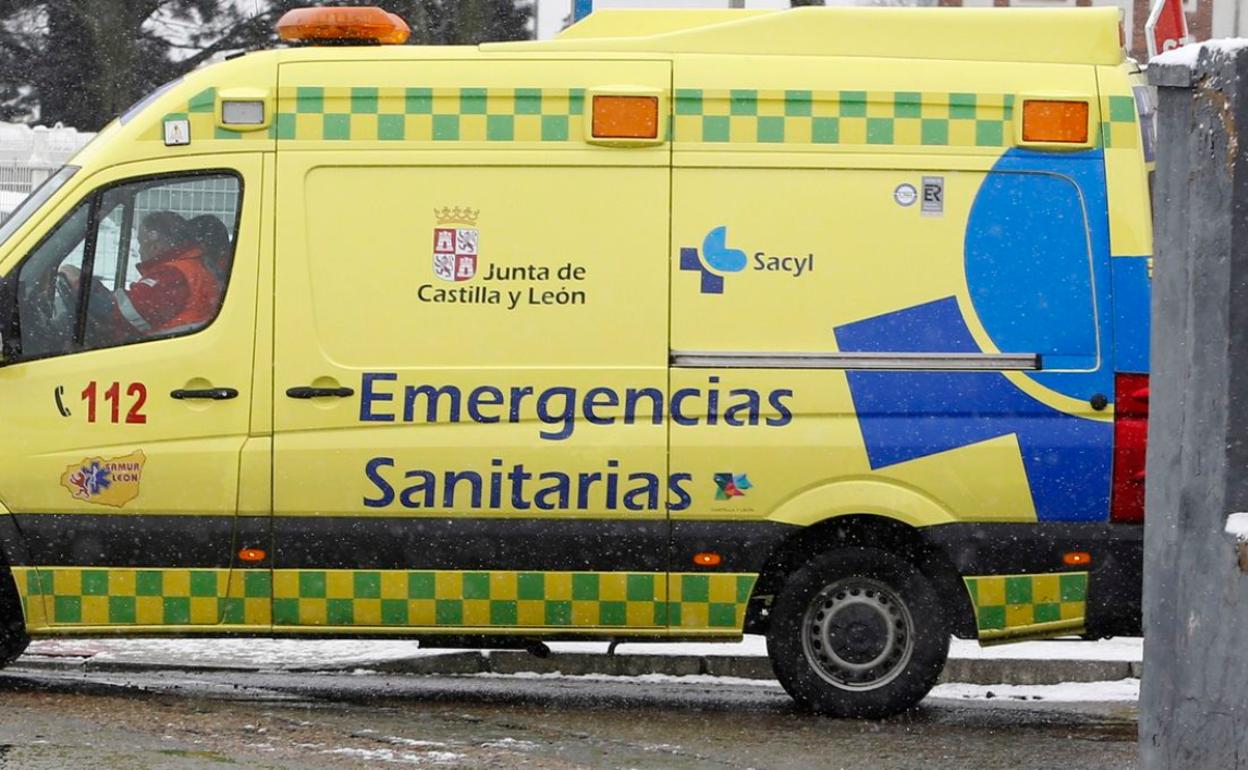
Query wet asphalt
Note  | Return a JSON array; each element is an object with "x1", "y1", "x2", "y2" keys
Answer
[{"x1": 0, "y1": 665, "x2": 1138, "y2": 769}]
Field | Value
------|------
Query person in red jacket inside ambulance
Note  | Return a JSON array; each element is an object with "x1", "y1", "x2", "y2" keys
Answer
[
  {"x1": 111, "y1": 211, "x2": 223, "y2": 337},
  {"x1": 61, "y1": 210, "x2": 225, "y2": 347}
]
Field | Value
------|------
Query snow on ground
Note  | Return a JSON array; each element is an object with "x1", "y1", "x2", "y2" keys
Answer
[
  {"x1": 18, "y1": 635, "x2": 1145, "y2": 704},
  {"x1": 929, "y1": 678, "x2": 1140, "y2": 703},
  {"x1": 24, "y1": 634, "x2": 1142, "y2": 667},
  {"x1": 472, "y1": 670, "x2": 1141, "y2": 703},
  {"x1": 324, "y1": 747, "x2": 465, "y2": 765}
]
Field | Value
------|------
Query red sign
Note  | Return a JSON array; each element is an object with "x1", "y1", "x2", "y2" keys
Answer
[{"x1": 1146, "y1": 0, "x2": 1190, "y2": 60}]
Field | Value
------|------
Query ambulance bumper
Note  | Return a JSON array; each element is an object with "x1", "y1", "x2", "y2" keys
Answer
[{"x1": 922, "y1": 521, "x2": 1144, "y2": 638}]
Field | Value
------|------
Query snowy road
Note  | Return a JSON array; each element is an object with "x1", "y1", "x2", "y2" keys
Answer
[{"x1": 0, "y1": 664, "x2": 1138, "y2": 769}]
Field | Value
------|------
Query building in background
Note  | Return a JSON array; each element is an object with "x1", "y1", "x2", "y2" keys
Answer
[{"x1": 1211, "y1": 0, "x2": 1248, "y2": 37}]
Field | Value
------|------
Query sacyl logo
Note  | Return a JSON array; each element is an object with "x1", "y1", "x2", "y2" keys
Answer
[
  {"x1": 680, "y1": 226, "x2": 815, "y2": 295},
  {"x1": 680, "y1": 226, "x2": 745, "y2": 294}
]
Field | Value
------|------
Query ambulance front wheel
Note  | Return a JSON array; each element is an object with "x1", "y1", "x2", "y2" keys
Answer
[
  {"x1": 766, "y1": 547, "x2": 950, "y2": 718},
  {"x1": 0, "y1": 617, "x2": 27, "y2": 670},
  {"x1": 0, "y1": 626, "x2": 27, "y2": 669},
  {"x1": 0, "y1": 572, "x2": 29, "y2": 669}
]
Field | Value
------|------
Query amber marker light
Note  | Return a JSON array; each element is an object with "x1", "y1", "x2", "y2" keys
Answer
[
  {"x1": 1063, "y1": 551, "x2": 1092, "y2": 567},
  {"x1": 276, "y1": 7, "x2": 411, "y2": 45},
  {"x1": 1022, "y1": 100, "x2": 1090, "y2": 143},
  {"x1": 592, "y1": 95, "x2": 660, "y2": 139},
  {"x1": 239, "y1": 548, "x2": 267, "y2": 563},
  {"x1": 693, "y1": 552, "x2": 722, "y2": 567}
]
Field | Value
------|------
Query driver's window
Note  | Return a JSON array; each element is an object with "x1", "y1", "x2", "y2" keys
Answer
[
  {"x1": 13, "y1": 171, "x2": 240, "y2": 362},
  {"x1": 16, "y1": 202, "x2": 89, "y2": 359}
]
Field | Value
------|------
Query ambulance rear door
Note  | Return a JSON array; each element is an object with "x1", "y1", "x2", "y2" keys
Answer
[{"x1": 668, "y1": 55, "x2": 1113, "y2": 554}]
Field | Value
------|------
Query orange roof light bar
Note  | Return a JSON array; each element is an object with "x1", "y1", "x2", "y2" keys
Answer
[
  {"x1": 592, "y1": 95, "x2": 660, "y2": 140},
  {"x1": 1022, "y1": 99, "x2": 1090, "y2": 144},
  {"x1": 276, "y1": 7, "x2": 411, "y2": 45}
]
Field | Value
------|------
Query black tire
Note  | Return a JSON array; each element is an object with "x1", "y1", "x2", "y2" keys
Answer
[
  {"x1": 766, "y1": 547, "x2": 950, "y2": 718},
  {"x1": 0, "y1": 571, "x2": 29, "y2": 669}
]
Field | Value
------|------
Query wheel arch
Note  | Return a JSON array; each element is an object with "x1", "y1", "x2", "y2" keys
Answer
[
  {"x1": 743, "y1": 513, "x2": 978, "y2": 639},
  {"x1": 0, "y1": 504, "x2": 31, "y2": 633},
  {"x1": 0, "y1": 542, "x2": 24, "y2": 628}
]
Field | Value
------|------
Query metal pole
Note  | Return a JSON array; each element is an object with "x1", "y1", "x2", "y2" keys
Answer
[{"x1": 1141, "y1": 42, "x2": 1248, "y2": 769}]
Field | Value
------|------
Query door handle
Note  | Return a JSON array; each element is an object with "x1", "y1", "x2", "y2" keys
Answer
[
  {"x1": 286, "y1": 386, "x2": 354, "y2": 399},
  {"x1": 171, "y1": 387, "x2": 239, "y2": 400}
]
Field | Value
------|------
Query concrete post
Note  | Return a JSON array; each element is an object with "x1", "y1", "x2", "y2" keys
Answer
[{"x1": 1141, "y1": 43, "x2": 1248, "y2": 769}]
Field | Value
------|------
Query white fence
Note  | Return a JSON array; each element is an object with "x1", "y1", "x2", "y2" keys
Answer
[
  {"x1": 0, "y1": 122, "x2": 95, "y2": 221},
  {"x1": 0, "y1": 162, "x2": 59, "y2": 219}
]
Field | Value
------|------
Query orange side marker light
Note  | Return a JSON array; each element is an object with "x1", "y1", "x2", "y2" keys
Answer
[
  {"x1": 693, "y1": 552, "x2": 722, "y2": 567},
  {"x1": 1022, "y1": 100, "x2": 1090, "y2": 144},
  {"x1": 592, "y1": 95, "x2": 660, "y2": 139},
  {"x1": 1063, "y1": 551, "x2": 1092, "y2": 567},
  {"x1": 239, "y1": 548, "x2": 267, "y2": 563}
]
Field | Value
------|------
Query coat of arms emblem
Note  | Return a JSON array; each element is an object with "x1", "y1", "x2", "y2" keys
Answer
[{"x1": 433, "y1": 206, "x2": 479, "y2": 282}]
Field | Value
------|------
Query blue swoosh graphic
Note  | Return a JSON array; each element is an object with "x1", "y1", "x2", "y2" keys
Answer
[{"x1": 702, "y1": 226, "x2": 748, "y2": 273}]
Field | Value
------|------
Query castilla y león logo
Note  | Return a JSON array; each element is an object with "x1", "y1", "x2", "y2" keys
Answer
[
  {"x1": 433, "y1": 206, "x2": 480, "y2": 282},
  {"x1": 713, "y1": 472, "x2": 752, "y2": 500},
  {"x1": 61, "y1": 450, "x2": 146, "y2": 508}
]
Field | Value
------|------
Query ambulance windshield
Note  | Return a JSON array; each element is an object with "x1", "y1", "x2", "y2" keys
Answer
[{"x1": 0, "y1": 165, "x2": 78, "y2": 251}]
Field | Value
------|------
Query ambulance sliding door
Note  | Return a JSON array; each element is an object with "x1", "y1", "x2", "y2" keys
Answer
[{"x1": 271, "y1": 60, "x2": 673, "y2": 633}]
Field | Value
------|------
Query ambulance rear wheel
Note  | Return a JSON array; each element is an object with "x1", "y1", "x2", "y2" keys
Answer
[
  {"x1": 0, "y1": 612, "x2": 28, "y2": 669},
  {"x1": 766, "y1": 547, "x2": 950, "y2": 718}
]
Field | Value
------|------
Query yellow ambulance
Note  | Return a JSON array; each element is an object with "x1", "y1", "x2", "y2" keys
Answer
[{"x1": 0, "y1": 6, "x2": 1153, "y2": 717}]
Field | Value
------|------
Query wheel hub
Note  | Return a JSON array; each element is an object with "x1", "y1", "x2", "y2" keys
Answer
[{"x1": 801, "y1": 577, "x2": 915, "y2": 691}]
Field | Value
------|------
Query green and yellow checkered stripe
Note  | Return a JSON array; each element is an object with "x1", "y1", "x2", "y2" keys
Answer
[
  {"x1": 154, "y1": 86, "x2": 588, "y2": 144},
  {"x1": 273, "y1": 86, "x2": 586, "y2": 143},
  {"x1": 1099, "y1": 94, "x2": 1139, "y2": 149},
  {"x1": 13, "y1": 567, "x2": 756, "y2": 633},
  {"x1": 156, "y1": 86, "x2": 1129, "y2": 150},
  {"x1": 964, "y1": 571, "x2": 1087, "y2": 642},
  {"x1": 272, "y1": 570, "x2": 753, "y2": 630},
  {"x1": 673, "y1": 89, "x2": 1016, "y2": 148},
  {"x1": 13, "y1": 567, "x2": 269, "y2": 627}
]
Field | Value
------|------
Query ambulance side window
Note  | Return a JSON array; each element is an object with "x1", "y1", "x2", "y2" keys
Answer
[{"x1": 12, "y1": 172, "x2": 241, "y2": 362}]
